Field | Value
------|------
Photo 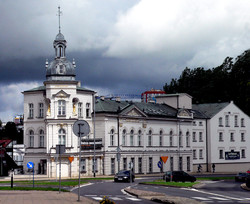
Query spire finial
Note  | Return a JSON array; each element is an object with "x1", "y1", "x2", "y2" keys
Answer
[{"x1": 57, "y1": 6, "x2": 62, "y2": 33}]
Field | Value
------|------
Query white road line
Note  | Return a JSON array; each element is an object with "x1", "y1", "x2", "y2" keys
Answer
[
  {"x1": 126, "y1": 197, "x2": 142, "y2": 201},
  {"x1": 110, "y1": 197, "x2": 123, "y2": 200},
  {"x1": 185, "y1": 188, "x2": 244, "y2": 201},
  {"x1": 92, "y1": 197, "x2": 103, "y2": 201},
  {"x1": 192, "y1": 197, "x2": 212, "y2": 201},
  {"x1": 70, "y1": 182, "x2": 93, "y2": 191},
  {"x1": 209, "y1": 196, "x2": 230, "y2": 201}
]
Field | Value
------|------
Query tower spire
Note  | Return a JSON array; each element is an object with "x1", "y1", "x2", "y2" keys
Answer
[{"x1": 57, "y1": 6, "x2": 62, "y2": 33}]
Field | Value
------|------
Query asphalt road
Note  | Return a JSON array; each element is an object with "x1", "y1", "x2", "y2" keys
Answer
[{"x1": 72, "y1": 176, "x2": 250, "y2": 204}]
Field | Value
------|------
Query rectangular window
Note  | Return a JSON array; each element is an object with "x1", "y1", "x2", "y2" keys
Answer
[
  {"x1": 58, "y1": 100, "x2": 66, "y2": 116},
  {"x1": 234, "y1": 115, "x2": 238, "y2": 127},
  {"x1": 78, "y1": 103, "x2": 82, "y2": 117},
  {"x1": 170, "y1": 136, "x2": 173, "y2": 146},
  {"x1": 219, "y1": 132, "x2": 223, "y2": 142},
  {"x1": 241, "y1": 118, "x2": 245, "y2": 127},
  {"x1": 192, "y1": 132, "x2": 196, "y2": 142},
  {"x1": 39, "y1": 103, "x2": 44, "y2": 118},
  {"x1": 170, "y1": 157, "x2": 174, "y2": 171},
  {"x1": 149, "y1": 157, "x2": 153, "y2": 173},
  {"x1": 138, "y1": 157, "x2": 142, "y2": 173},
  {"x1": 199, "y1": 121, "x2": 203, "y2": 126},
  {"x1": 241, "y1": 133, "x2": 245, "y2": 142},
  {"x1": 159, "y1": 135, "x2": 163, "y2": 146},
  {"x1": 242, "y1": 149, "x2": 246, "y2": 158},
  {"x1": 199, "y1": 149, "x2": 203, "y2": 159},
  {"x1": 81, "y1": 158, "x2": 86, "y2": 172},
  {"x1": 187, "y1": 157, "x2": 190, "y2": 171},
  {"x1": 219, "y1": 150, "x2": 224, "y2": 159},
  {"x1": 230, "y1": 132, "x2": 234, "y2": 142},
  {"x1": 179, "y1": 157, "x2": 182, "y2": 171},
  {"x1": 138, "y1": 135, "x2": 141, "y2": 146},
  {"x1": 148, "y1": 135, "x2": 152, "y2": 146},
  {"x1": 186, "y1": 136, "x2": 190, "y2": 147},
  {"x1": 86, "y1": 103, "x2": 90, "y2": 118},
  {"x1": 130, "y1": 135, "x2": 134, "y2": 146},
  {"x1": 123, "y1": 158, "x2": 127, "y2": 170},
  {"x1": 179, "y1": 136, "x2": 182, "y2": 147},
  {"x1": 193, "y1": 149, "x2": 197, "y2": 159},
  {"x1": 219, "y1": 117, "x2": 223, "y2": 127},
  {"x1": 199, "y1": 132, "x2": 203, "y2": 142},
  {"x1": 225, "y1": 115, "x2": 230, "y2": 127},
  {"x1": 29, "y1": 103, "x2": 34, "y2": 118},
  {"x1": 111, "y1": 158, "x2": 115, "y2": 174}
]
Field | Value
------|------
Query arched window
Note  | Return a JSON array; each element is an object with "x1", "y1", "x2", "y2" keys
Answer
[
  {"x1": 58, "y1": 129, "x2": 66, "y2": 145},
  {"x1": 148, "y1": 130, "x2": 152, "y2": 146},
  {"x1": 29, "y1": 130, "x2": 34, "y2": 147},
  {"x1": 179, "y1": 131, "x2": 182, "y2": 147},
  {"x1": 39, "y1": 129, "x2": 45, "y2": 147},
  {"x1": 130, "y1": 130, "x2": 134, "y2": 146},
  {"x1": 122, "y1": 129, "x2": 126, "y2": 146},
  {"x1": 159, "y1": 130, "x2": 163, "y2": 146},
  {"x1": 110, "y1": 129, "x2": 115, "y2": 146},
  {"x1": 138, "y1": 130, "x2": 142, "y2": 146}
]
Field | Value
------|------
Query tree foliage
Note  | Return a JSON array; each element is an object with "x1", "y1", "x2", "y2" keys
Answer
[{"x1": 163, "y1": 50, "x2": 250, "y2": 115}]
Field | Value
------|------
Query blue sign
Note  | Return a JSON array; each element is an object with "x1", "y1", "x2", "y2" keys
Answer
[
  {"x1": 157, "y1": 161, "x2": 163, "y2": 168},
  {"x1": 27, "y1": 162, "x2": 34, "y2": 169}
]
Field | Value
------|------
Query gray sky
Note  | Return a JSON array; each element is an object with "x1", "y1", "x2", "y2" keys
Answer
[{"x1": 1, "y1": 0, "x2": 250, "y2": 122}]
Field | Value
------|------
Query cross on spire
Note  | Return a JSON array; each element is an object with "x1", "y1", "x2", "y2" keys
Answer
[{"x1": 57, "y1": 6, "x2": 62, "y2": 33}]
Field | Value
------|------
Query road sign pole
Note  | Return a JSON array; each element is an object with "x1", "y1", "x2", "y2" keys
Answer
[
  {"x1": 59, "y1": 147, "x2": 61, "y2": 193},
  {"x1": 33, "y1": 166, "x2": 34, "y2": 188},
  {"x1": 78, "y1": 124, "x2": 82, "y2": 202}
]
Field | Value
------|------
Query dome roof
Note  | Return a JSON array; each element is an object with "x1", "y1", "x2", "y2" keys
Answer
[
  {"x1": 46, "y1": 58, "x2": 75, "y2": 81},
  {"x1": 55, "y1": 32, "x2": 65, "y2": 41}
]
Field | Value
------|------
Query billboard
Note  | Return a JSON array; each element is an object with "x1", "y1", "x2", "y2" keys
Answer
[{"x1": 225, "y1": 150, "x2": 240, "y2": 160}]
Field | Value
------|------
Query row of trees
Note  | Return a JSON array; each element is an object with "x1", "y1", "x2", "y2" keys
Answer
[
  {"x1": 0, "y1": 122, "x2": 23, "y2": 144},
  {"x1": 163, "y1": 49, "x2": 250, "y2": 116}
]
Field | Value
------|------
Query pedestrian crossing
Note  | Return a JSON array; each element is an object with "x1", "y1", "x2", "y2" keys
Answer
[
  {"x1": 192, "y1": 196, "x2": 250, "y2": 203},
  {"x1": 86, "y1": 195, "x2": 142, "y2": 202}
]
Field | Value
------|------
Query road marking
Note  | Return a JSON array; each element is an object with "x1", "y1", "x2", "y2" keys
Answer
[
  {"x1": 186, "y1": 188, "x2": 244, "y2": 201},
  {"x1": 70, "y1": 182, "x2": 93, "y2": 191},
  {"x1": 92, "y1": 197, "x2": 103, "y2": 200},
  {"x1": 126, "y1": 197, "x2": 142, "y2": 201},
  {"x1": 209, "y1": 196, "x2": 230, "y2": 201},
  {"x1": 193, "y1": 197, "x2": 212, "y2": 201},
  {"x1": 110, "y1": 197, "x2": 122, "y2": 200}
]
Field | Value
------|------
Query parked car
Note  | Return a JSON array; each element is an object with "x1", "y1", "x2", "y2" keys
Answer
[
  {"x1": 163, "y1": 171, "x2": 196, "y2": 182},
  {"x1": 235, "y1": 172, "x2": 250, "y2": 182},
  {"x1": 114, "y1": 170, "x2": 135, "y2": 182}
]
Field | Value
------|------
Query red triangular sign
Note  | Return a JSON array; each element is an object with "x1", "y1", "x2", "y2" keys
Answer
[{"x1": 161, "y1": 156, "x2": 168, "y2": 164}]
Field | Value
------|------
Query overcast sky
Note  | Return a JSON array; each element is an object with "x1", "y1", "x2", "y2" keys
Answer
[{"x1": 1, "y1": 0, "x2": 250, "y2": 122}]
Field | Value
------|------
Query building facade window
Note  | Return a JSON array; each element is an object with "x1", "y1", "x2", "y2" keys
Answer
[
  {"x1": 170, "y1": 131, "x2": 173, "y2": 146},
  {"x1": 170, "y1": 157, "x2": 174, "y2": 171},
  {"x1": 86, "y1": 103, "x2": 90, "y2": 118},
  {"x1": 225, "y1": 115, "x2": 230, "y2": 127},
  {"x1": 234, "y1": 115, "x2": 238, "y2": 127},
  {"x1": 149, "y1": 157, "x2": 153, "y2": 173},
  {"x1": 219, "y1": 149, "x2": 224, "y2": 159},
  {"x1": 138, "y1": 157, "x2": 142, "y2": 173},
  {"x1": 111, "y1": 158, "x2": 115, "y2": 174},
  {"x1": 130, "y1": 130, "x2": 134, "y2": 146},
  {"x1": 242, "y1": 149, "x2": 246, "y2": 158},
  {"x1": 81, "y1": 158, "x2": 86, "y2": 172},
  {"x1": 39, "y1": 103, "x2": 44, "y2": 118},
  {"x1": 179, "y1": 157, "x2": 182, "y2": 171},
  {"x1": 58, "y1": 128, "x2": 66, "y2": 145},
  {"x1": 186, "y1": 132, "x2": 190, "y2": 147},
  {"x1": 58, "y1": 100, "x2": 66, "y2": 116},
  {"x1": 179, "y1": 131, "x2": 182, "y2": 147},
  {"x1": 39, "y1": 129, "x2": 44, "y2": 147},
  {"x1": 29, "y1": 130, "x2": 34, "y2": 147},
  {"x1": 199, "y1": 121, "x2": 203, "y2": 126},
  {"x1": 230, "y1": 132, "x2": 234, "y2": 142},
  {"x1": 78, "y1": 103, "x2": 82, "y2": 117},
  {"x1": 219, "y1": 132, "x2": 223, "y2": 142},
  {"x1": 192, "y1": 132, "x2": 196, "y2": 142},
  {"x1": 193, "y1": 149, "x2": 197, "y2": 159},
  {"x1": 29, "y1": 103, "x2": 34, "y2": 118},
  {"x1": 199, "y1": 149, "x2": 203, "y2": 159},
  {"x1": 241, "y1": 118, "x2": 245, "y2": 127},
  {"x1": 187, "y1": 157, "x2": 190, "y2": 171},
  {"x1": 241, "y1": 133, "x2": 245, "y2": 142},
  {"x1": 138, "y1": 130, "x2": 142, "y2": 146},
  {"x1": 122, "y1": 129, "x2": 126, "y2": 146},
  {"x1": 219, "y1": 117, "x2": 223, "y2": 127},
  {"x1": 110, "y1": 129, "x2": 115, "y2": 146},
  {"x1": 148, "y1": 130, "x2": 152, "y2": 146},
  {"x1": 159, "y1": 130, "x2": 163, "y2": 146},
  {"x1": 199, "y1": 132, "x2": 203, "y2": 142},
  {"x1": 123, "y1": 158, "x2": 127, "y2": 170}
]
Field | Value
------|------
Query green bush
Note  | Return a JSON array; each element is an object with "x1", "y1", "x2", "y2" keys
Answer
[{"x1": 100, "y1": 196, "x2": 115, "y2": 204}]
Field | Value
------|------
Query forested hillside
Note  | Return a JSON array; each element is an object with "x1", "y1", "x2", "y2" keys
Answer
[{"x1": 163, "y1": 49, "x2": 250, "y2": 116}]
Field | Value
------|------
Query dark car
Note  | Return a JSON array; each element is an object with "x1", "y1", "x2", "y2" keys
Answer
[
  {"x1": 235, "y1": 172, "x2": 250, "y2": 182},
  {"x1": 163, "y1": 171, "x2": 196, "y2": 182},
  {"x1": 114, "y1": 170, "x2": 135, "y2": 182}
]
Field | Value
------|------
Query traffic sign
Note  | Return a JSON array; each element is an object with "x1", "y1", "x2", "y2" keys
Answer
[
  {"x1": 157, "y1": 161, "x2": 163, "y2": 169},
  {"x1": 73, "y1": 120, "x2": 90, "y2": 137},
  {"x1": 27, "y1": 162, "x2": 34, "y2": 169},
  {"x1": 161, "y1": 156, "x2": 169, "y2": 163},
  {"x1": 129, "y1": 161, "x2": 133, "y2": 169}
]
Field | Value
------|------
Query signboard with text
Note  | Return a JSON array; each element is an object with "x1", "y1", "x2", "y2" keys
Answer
[{"x1": 225, "y1": 151, "x2": 240, "y2": 160}]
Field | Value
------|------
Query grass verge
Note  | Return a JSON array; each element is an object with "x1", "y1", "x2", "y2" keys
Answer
[
  {"x1": 0, "y1": 186, "x2": 69, "y2": 191},
  {"x1": 142, "y1": 180, "x2": 199, "y2": 187}
]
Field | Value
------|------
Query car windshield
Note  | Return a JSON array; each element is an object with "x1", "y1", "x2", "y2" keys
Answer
[{"x1": 118, "y1": 170, "x2": 130, "y2": 175}]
